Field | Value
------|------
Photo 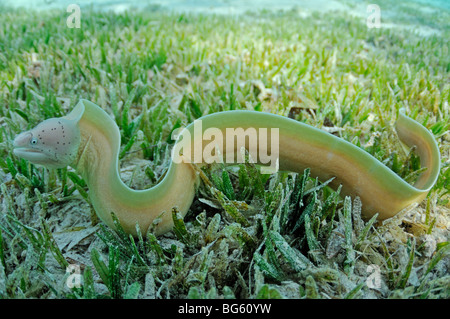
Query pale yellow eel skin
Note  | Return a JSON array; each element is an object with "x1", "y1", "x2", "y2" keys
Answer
[{"x1": 13, "y1": 100, "x2": 440, "y2": 236}]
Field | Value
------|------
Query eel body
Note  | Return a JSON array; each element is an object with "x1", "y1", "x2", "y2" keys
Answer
[{"x1": 13, "y1": 100, "x2": 440, "y2": 236}]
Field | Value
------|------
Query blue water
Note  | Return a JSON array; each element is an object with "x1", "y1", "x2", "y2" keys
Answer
[
  {"x1": 1, "y1": 0, "x2": 449, "y2": 34},
  {"x1": 414, "y1": 0, "x2": 449, "y2": 10},
  {"x1": 2, "y1": 0, "x2": 449, "y2": 12}
]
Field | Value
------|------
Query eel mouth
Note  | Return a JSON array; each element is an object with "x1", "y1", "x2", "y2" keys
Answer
[
  {"x1": 13, "y1": 147, "x2": 42, "y2": 155},
  {"x1": 13, "y1": 131, "x2": 49, "y2": 164},
  {"x1": 13, "y1": 147, "x2": 47, "y2": 163}
]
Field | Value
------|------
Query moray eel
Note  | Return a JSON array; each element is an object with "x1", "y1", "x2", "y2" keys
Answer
[{"x1": 12, "y1": 100, "x2": 440, "y2": 236}]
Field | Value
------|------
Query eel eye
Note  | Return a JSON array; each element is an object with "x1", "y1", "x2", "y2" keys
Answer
[{"x1": 30, "y1": 138, "x2": 38, "y2": 145}]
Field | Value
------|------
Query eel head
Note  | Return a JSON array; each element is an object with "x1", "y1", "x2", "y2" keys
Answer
[{"x1": 13, "y1": 106, "x2": 84, "y2": 169}]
